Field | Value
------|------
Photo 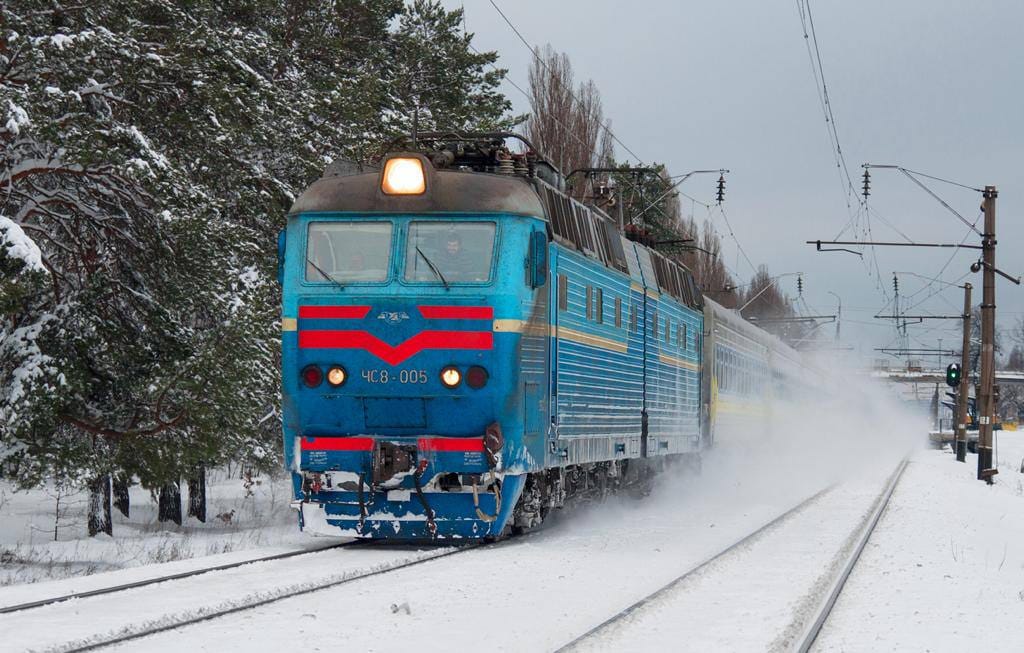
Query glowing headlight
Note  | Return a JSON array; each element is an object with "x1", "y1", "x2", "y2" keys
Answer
[
  {"x1": 382, "y1": 157, "x2": 426, "y2": 195},
  {"x1": 326, "y1": 365, "x2": 347, "y2": 387},
  {"x1": 440, "y1": 366, "x2": 462, "y2": 388}
]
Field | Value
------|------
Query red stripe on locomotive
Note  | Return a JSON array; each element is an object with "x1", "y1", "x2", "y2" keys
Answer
[
  {"x1": 417, "y1": 305, "x2": 494, "y2": 320},
  {"x1": 301, "y1": 437, "x2": 374, "y2": 451},
  {"x1": 417, "y1": 437, "x2": 485, "y2": 452},
  {"x1": 298, "y1": 330, "x2": 493, "y2": 365},
  {"x1": 298, "y1": 305, "x2": 371, "y2": 319}
]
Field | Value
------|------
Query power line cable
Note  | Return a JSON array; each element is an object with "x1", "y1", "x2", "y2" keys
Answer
[
  {"x1": 715, "y1": 204, "x2": 758, "y2": 275},
  {"x1": 796, "y1": 0, "x2": 892, "y2": 303},
  {"x1": 488, "y1": 0, "x2": 646, "y2": 164},
  {"x1": 467, "y1": 42, "x2": 610, "y2": 170},
  {"x1": 898, "y1": 168, "x2": 983, "y2": 236}
]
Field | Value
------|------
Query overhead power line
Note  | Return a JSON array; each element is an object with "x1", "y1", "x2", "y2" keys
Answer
[
  {"x1": 796, "y1": 0, "x2": 894, "y2": 303},
  {"x1": 488, "y1": 0, "x2": 646, "y2": 165}
]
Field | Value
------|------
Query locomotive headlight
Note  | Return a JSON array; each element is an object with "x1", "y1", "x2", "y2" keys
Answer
[
  {"x1": 382, "y1": 157, "x2": 426, "y2": 195},
  {"x1": 326, "y1": 365, "x2": 347, "y2": 387},
  {"x1": 440, "y1": 366, "x2": 462, "y2": 388}
]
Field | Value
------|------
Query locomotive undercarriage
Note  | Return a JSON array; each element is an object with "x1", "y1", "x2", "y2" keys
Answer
[{"x1": 510, "y1": 453, "x2": 699, "y2": 534}]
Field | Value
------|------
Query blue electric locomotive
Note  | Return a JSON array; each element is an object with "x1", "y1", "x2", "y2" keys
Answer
[{"x1": 279, "y1": 134, "x2": 706, "y2": 540}]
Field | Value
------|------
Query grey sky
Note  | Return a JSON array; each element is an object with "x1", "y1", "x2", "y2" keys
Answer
[{"x1": 442, "y1": 0, "x2": 1024, "y2": 363}]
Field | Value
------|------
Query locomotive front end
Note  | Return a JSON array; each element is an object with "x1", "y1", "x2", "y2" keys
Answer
[{"x1": 280, "y1": 151, "x2": 548, "y2": 540}]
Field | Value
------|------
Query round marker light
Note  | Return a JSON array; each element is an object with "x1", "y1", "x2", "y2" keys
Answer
[
  {"x1": 381, "y1": 157, "x2": 426, "y2": 195},
  {"x1": 466, "y1": 366, "x2": 488, "y2": 389},
  {"x1": 301, "y1": 365, "x2": 322, "y2": 388},
  {"x1": 326, "y1": 365, "x2": 347, "y2": 387},
  {"x1": 440, "y1": 366, "x2": 462, "y2": 388}
]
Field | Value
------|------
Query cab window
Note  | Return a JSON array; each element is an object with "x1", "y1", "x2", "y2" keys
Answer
[
  {"x1": 306, "y1": 222, "x2": 392, "y2": 282},
  {"x1": 404, "y1": 221, "x2": 496, "y2": 283}
]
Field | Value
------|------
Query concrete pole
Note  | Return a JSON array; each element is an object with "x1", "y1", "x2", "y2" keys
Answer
[
  {"x1": 955, "y1": 283, "x2": 971, "y2": 462},
  {"x1": 977, "y1": 187, "x2": 997, "y2": 483}
]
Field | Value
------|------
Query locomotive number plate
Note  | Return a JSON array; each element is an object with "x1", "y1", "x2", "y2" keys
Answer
[{"x1": 361, "y1": 369, "x2": 428, "y2": 384}]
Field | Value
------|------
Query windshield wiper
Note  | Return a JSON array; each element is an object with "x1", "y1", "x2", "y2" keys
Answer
[
  {"x1": 306, "y1": 257, "x2": 345, "y2": 291},
  {"x1": 415, "y1": 246, "x2": 449, "y2": 290}
]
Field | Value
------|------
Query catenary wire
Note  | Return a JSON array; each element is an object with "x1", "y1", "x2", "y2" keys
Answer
[{"x1": 488, "y1": 0, "x2": 646, "y2": 165}]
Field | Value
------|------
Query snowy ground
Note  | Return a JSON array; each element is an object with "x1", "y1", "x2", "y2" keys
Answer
[
  {"x1": 814, "y1": 430, "x2": 1024, "y2": 652},
  {"x1": 5, "y1": 390, "x2": 1022, "y2": 651},
  {"x1": 0, "y1": 468, "x2": 310, "y2": 586},
  {"x1": 0, "y1": 418, "x2": 906, "y2": 652}
]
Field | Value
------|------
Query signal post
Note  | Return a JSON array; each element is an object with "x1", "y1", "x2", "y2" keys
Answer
[
  {"x1": 955, "y1": 283, "x2": 971, "y2": 462},
  {"x1": 810, "y1": 170, "x2": 1019, "y2": 483}
]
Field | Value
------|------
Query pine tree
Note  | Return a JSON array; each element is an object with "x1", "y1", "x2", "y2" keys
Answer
[
  {"x1": 2, "y1": 0, "x2": 521, "y2": 534},
  {"x1": 388, "y1": 1, "x2": 522, "y2": 143}
]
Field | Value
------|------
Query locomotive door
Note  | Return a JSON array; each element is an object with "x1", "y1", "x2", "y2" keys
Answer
[
  {"x1": 521, "y1": 258, "x2": 549, "y2": 442},
  {"x1": 548, "y1": 247, "x2": 561, "y2": 440}
]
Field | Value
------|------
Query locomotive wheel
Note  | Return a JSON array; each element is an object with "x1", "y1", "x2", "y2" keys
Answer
[{"x1": 511, "y1": 473, "x2": 547, "y2": 534}]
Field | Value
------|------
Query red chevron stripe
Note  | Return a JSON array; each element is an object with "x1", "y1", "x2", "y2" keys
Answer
[
  {"x1": 417, "y1": 437, "x2": 485, "y2": 453},
  {"x1": 299, "y1": 306, "x2": 371, "y2": 319},
  {"x1": 298, "y1": 330, "x2": 493, "y2": 365},
  {"x1": 418, "y1": 305, "x2": 494, "y2": 320},
  {"x1": 301, "y1": 437, "x2": 374, "y2": 451}
]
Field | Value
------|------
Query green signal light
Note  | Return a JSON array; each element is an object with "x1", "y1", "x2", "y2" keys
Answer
[{"x1": 946, "y1": 363, "x2": 962, "y2": 387}]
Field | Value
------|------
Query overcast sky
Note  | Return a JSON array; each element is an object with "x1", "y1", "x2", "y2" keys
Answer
[{"x1": 442, "y1": 0, "x2": 1024, "y2": 364}]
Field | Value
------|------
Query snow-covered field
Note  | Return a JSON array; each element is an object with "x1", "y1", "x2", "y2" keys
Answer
[
  {"x1": 0, "y1": 468, "x2": 309, "y2": 587},
  {"x1": 815, "y1": 429, "x2": 1024, "y2": 651},
  {"x1": 2, "y1": 391, "x2": 1022, "y2": 652}
]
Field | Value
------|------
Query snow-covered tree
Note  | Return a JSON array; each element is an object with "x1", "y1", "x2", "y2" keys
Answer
[{"x1": 1, "y1": 0, "x2": 518, "y2": 532}]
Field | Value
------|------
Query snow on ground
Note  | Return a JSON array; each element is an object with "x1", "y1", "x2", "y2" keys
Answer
[
  {"x1": 94, "y1": 404, "x2": 914, "y2": 653},
  {"x1": 0, "y1": 544, "x2": 450, "y2": 652},
  {"x1": 0, "y1": 468, "x2": 309, "y2": 587},
  {"x1": 13, "y1": 380, "x2": 1007, "y2": 653},
  {"x1": 580, "y1": 464, "x2": 898, "y2": 652},
  {"x1": 814, "y1": 429, "x2": 1024, "y2": 652}
]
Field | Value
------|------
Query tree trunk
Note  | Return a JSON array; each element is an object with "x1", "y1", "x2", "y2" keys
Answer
[
  {"x1": 87, "y1": 474, "x2": 113, "y2": 537},
  {"x1": 158, "y1": 480, "x2": 182, "y2": 525},
  {"x1": 187, "y1": 466, "x2": 206, "y2": 523},
  {"x1": 112, "y1": 476, "x2": 131, "y2": 517}
]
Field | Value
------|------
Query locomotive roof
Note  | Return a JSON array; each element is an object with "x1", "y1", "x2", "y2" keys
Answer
[{"x1": 289, "y1": 162, "x2": 545, "y2": 217}]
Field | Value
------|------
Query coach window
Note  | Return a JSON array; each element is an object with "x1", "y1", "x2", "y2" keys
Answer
[
  {"x1": 615, "y1": 297, "x2": 622, "y2": 328},
  {"x1": 665, "y1": 318, "x2": 671, "y2": 345},
  {"x1": 306, "y1": 222, "x2": 392, "y2": 283},
  {"x1": 596, "y1": 288, "x2": 604, "y2": 324},
  {"x1": 558, "y1": 274, "x2": 569, "y2": 311},
  {"x1": 404, "y1": 221, "x2": 495, "y2": 283},
  {"x1": 585, "y1": 286, "x2": 593, "y2": 319},
  {"x1": 651, "y1": 309, "x2": 658, "y2": 339},
  {"x1": 629, "y1": 303, "x2": 638, "y2": 333}
]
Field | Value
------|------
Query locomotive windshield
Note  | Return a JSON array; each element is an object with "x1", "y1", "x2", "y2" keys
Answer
[
  {"x1": 404, "y1": 221, "x2": 496, "y2": 283},
  {"x1": 305, "y1": 222, "x2": 392, "y2": 282}
]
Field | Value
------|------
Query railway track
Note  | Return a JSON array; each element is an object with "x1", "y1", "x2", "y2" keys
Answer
[
  {"x1": 552, "y1": 485, "x2": 835, "y2": 652},
  {"x1": 793, "y1": 459, "x2": 908, "y2": 653},
  {"x1": 0, "y1": 540, "x2": 356, "y2": 615},
  {"x1": 68, "y1": 544, "x2": 490, "y2": 653},
  {"x1": 553, "y1": 460, "x2": 908, "y2": 652},
  {"x1": 3, "y1": 537, "x2": 500, "y2": 653}
]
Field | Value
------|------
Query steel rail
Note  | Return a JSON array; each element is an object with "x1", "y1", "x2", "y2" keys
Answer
[
  {"x1": 0, "y1": 540, "x2": 358, "y2": 615},
  {"x1": 552, "y1": 486, "x2": 835, "y2": 652},
  {"x1": 794, "y1": 459, "x2": 909, "y2": 653},
  {"x1": 59, "y1": 539, "x2": 498, "y2": 652}
]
